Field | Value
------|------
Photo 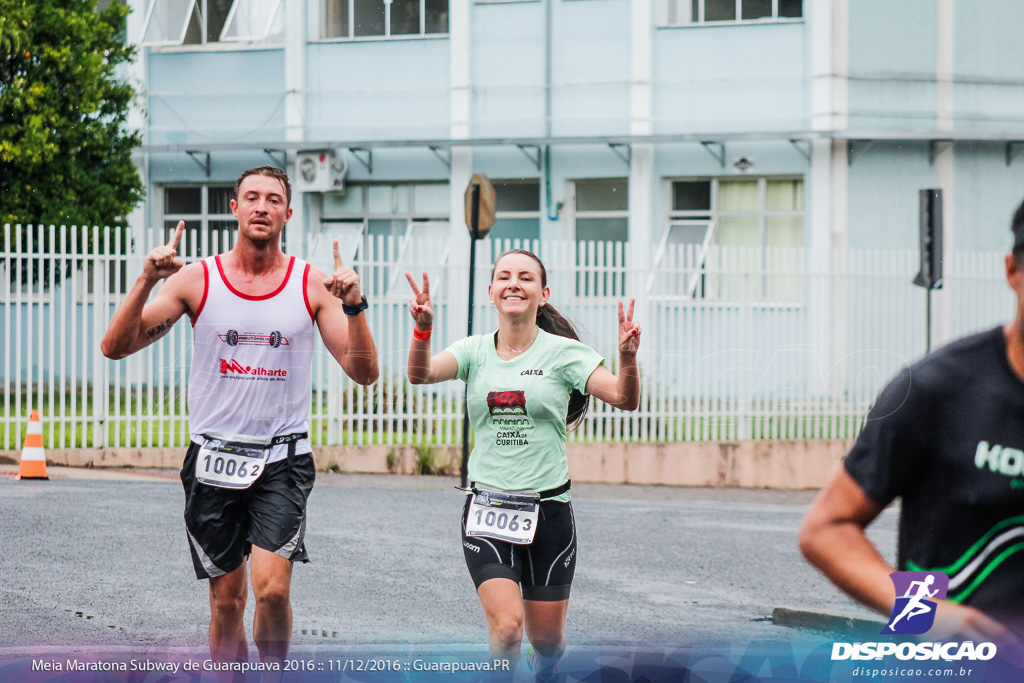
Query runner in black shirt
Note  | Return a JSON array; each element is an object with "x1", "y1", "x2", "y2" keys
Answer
[{"x1": 799, "y1": 200, "x2": 1024, "y2": 641}]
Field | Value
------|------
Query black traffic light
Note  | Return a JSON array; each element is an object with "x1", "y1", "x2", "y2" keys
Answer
[{"x1": 913, "y1": 189, "x2": 943, "y2": 290}]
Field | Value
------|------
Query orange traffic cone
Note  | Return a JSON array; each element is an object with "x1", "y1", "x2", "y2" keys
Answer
[{"x1": 17, "y1": 410, "x2": 49, "y2": 480}]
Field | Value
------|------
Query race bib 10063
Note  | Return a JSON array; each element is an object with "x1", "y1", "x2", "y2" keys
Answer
[{"x1": 465, "y1": 488, "x2": 540, "y2": 545}]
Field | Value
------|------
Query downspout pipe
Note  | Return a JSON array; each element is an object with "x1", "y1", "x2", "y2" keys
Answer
[{"x1": 544, "y1": 0, "x2": 559, "y2": 221}]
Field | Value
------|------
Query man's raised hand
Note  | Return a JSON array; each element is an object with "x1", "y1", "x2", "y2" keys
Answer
[
  {"x1": 145, "y1": 220, "x2": 185, "y2": 283},
  {"x1": 323, "y1": 240, "x2": 362, "y2": 305},
  {"x1": 405, "y1": 271, "x2": 434, "y2": 329}
]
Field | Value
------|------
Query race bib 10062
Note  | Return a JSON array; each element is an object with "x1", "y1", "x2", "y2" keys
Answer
[
  {"x1": 196, "y1": 435, "x2": 271, "y2": 490},
  {"x1": 465, "y1": 488, "x2": 540, "y2": 545}
]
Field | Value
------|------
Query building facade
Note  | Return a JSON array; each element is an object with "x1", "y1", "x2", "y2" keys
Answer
[
  {"x1": 125, "y1": 0, "x2": 1024, "y2": 388},
  {"x1": 128, "y1": 0, "x2": 1024, "y2": 256}
]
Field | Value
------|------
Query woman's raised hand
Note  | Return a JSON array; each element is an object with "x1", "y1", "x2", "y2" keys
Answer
[
  {"x1": 618, "y1": 298, "x2": 641, "y2": 355},
  {"x1": 405, "y1": 271, "x2": 434, "y2": 329}
]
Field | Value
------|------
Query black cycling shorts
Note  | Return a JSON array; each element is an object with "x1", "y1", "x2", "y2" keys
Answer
[
  {"x1": 181, "y1": 442, "x2": 316, "y2": 580},
  {"x1": 461, "y1": 496, "x2": 577, "y2": 602}
]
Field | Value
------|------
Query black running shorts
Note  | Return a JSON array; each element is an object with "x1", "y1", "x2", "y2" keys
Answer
[
  {"x1": 461, "y1": 496, "x2": 577, "y2": 601},
  {"x1": 180, "y1": 442, "x2": 316, "y2": 580}
]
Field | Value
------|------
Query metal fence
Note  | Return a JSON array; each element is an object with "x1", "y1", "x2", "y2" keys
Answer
[{"x1": 1, "y1": 223, "x2": 1013, "y2": 450}]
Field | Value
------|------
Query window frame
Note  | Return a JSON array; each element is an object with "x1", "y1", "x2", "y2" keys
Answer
[
  {"x1": 219, "y1": 0, "x2": 285, "y2": 42},
  {"x1": 318, "y1": 183, "x2": 450, "y2": 297},
  {"x1": 571, "y1": 177, "x2": 630, "y2": 244},
  {"x1": 317, "y1": 0, "x2": 450, "y2": 41},
  {"x1": 569, "y1": 178, "x2": 630, "y2": 299},
  {"x1": 663, "y1": 176, "x2": 805, "y2": 302},
  {"x1": 139, "y1": 0, "x2": 285, "y2": 48},
  {"x1": 667, "y1": 176, "x2": 804, "y2": 250},
  {"x1": 659, "y1": 0, "x2": 803, "y2": 28},
  {"x1": 647, "y1": 219, "x2": 717, "y2": 300},
  {"x1": 489, "y1": 179, "x2": 541, "y2": 245},
  {"x1": 160, "y1": 183, "x2": 243, "y2": 258}
]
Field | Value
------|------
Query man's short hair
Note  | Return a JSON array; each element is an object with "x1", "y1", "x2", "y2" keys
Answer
[{"x1": 235, "y1": 166, "x2": 292, "y2": 207}]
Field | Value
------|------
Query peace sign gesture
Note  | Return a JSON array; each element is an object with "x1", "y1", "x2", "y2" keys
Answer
[
  {"x1": 405, "y1": 271, "x2": 434, "y2": 329},
  {"x1": 323, "y1": 239, "x2": 363, "y2": 305},
  {"x1": 618, "y1": 298, "x2": 641, "y2": 355},
  {"x1": 144, "y1": 220, "x2": 185, "y2": 283}
]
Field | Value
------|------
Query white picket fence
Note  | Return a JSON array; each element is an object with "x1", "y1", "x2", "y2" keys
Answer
[{"x1": 0, "y1": 223, "x2": 1014, "y2": 450}]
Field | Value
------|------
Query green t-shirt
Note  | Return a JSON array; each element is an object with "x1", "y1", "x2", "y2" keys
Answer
[{"x1": 446, "y1": 328, "x2": 605, "y2": 502}]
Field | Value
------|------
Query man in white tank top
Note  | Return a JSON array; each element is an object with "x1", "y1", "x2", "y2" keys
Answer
[{"x1": 101, "y1": 166, "x2": 379, "y2": 664}]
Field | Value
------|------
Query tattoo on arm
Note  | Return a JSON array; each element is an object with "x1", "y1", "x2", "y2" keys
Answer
[{"x1": 145, "y1": 318, "x2": 173, "y2": 342}]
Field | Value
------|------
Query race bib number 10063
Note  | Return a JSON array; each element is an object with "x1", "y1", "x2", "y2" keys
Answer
[{"x1": 465, "y1": 489, "x2": 540, "y2": 545}]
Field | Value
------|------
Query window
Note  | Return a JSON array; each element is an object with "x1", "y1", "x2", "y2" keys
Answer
[
  {"x1": 573, "y1": 178, "x2": 628, "y2": 297},
  {"x1": 320, "y1": 183, "x2": 449, "y2": 296},
  {"x1": 662, "y1": 0, "x2": 801, "y2": 26},
  {"x1": 140, "y1": 0, "x2": 284, "y2": 46},
  {"x1": 575, "y1": 178, "x2": 628, "y2": 243},
  {"x1": 321, "y1": 0, "x2": 448, "y2": 39},
  {"x1": 667, "y1": 177, "x2": 804, "y2": 300},
  {"x1": 489, "y1": 180, "x2": 540, "y2": 245},
  {"x1": 162, "y1": 185, "x2": 245, "y2": 257}
]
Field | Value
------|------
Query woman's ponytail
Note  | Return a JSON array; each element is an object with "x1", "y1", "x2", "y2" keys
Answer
[{"x1": 536, "y1": 303, "x2": 590, "y2": 431}]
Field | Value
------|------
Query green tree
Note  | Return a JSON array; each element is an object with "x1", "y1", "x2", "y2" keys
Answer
[{"x1": 1, "y1": 0, "x2": 143, "y2": 285}]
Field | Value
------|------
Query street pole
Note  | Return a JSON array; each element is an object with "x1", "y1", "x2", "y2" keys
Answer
[{"x1": 461, "y1": 183, "x2": 481, "y2": 488}]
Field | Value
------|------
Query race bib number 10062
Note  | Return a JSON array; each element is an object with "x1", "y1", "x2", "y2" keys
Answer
[{"x1": 196, "y1": 438, "x2": 270, "y2": 490}]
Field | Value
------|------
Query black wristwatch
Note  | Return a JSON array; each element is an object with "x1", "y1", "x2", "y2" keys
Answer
[{"x1": 342, "y1": 295, "x2": 369, "y2": 316}]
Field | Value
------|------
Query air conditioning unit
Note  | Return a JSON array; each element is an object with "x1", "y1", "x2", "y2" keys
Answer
[{"x1": 295, "y1": 150, "x2": 347, "y2": 193}]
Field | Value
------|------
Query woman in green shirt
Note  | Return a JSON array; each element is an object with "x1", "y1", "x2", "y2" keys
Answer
[{"x1": 406, "y1": 249, "x2": 641, "y2": 679}]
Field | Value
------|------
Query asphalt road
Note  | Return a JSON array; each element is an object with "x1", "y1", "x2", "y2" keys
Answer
[{"x1": 0, "y1": 469, "x2": 897, "y2": 655}]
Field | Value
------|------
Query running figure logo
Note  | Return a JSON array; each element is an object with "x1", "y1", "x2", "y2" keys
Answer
[{"x1": 883, "y1": 571, "x2": 949, "y2": 634}]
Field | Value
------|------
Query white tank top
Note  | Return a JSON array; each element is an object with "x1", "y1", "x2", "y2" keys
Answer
[{"x1": 189, "y1": 254, "x2": 315, "y2": 463}]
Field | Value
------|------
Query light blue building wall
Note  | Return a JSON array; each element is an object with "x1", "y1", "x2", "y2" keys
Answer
[
  {"x1": 307, "y1": 40, "x2": 451, "y2": 141},
  {"x1": 653, "y1": 22, "x2": 807, "y2": 133},
  {"x1": 471, "y1": 3, "x2": 545, "y2": 139},
  {"x1": 954, "y1": 144, "x2": 1024, "y2": 253},
  {"x1": 846, "y1": 0, "x2": 937, "y2": 131},
  {"x1": 550, "y1": 0, "x2": 632, "y2": 137},
  {"x1": 954, "y1": 0, "x2": 1024, "y2": 136},
  {"x1": 148, "y1": 49, "x2": 288, "y2": 145},
  {"x1": 125, "y1": 0, "x2": 1024, "y2": 255}
]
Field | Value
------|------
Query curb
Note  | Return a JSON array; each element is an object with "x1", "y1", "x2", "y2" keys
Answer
[{"x1": 773, "y1": 606, "x2": 886, "y2": 637}]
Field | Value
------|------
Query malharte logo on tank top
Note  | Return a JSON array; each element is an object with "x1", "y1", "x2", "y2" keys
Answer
[
  {"x1": 218, "y1": 358, "x2": 288, "y2": 381},
  {"x1": 488, "y1": 391, "x2": 530, "y2": 446}
]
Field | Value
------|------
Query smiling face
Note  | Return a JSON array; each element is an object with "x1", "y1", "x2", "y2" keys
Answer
[
  {"x1": 489, "y1": 251, "x2": 550, "y2": 319},
  {"x1": 230, "y1": 173, "x2": 293, "y2": 247}
]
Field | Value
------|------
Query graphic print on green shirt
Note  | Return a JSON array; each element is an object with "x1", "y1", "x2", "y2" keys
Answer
[
  {"x1": 487, "y1": 390, "x2": 531, "y2": 445},
  {"x1": 446, "y1": 329, "x2": 604, "y2": 502}
]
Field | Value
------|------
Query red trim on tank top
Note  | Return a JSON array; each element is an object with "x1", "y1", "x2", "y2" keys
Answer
[
  {"x1": 302, "y1": 263, "x2": 315, "y2": 322},
  {"x1": 191, "y1": 259, "x2": 210, "y2": 327},
  {"x1": 215, "y1": 254, "x2": 295, "y2": 301}
]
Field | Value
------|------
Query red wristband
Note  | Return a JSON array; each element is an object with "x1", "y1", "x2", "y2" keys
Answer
[{"x1": 413, "y1": 327, "x2": 432, "y2": 341}]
